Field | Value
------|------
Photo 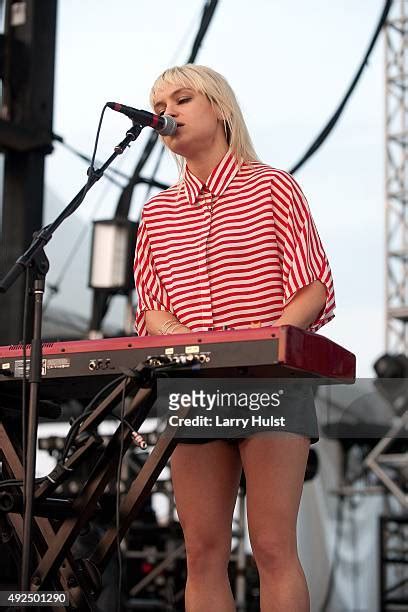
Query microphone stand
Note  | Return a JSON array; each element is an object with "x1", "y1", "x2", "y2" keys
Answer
[{"x1": 0, "y1": 122, "x2": 143, "y2": 592}]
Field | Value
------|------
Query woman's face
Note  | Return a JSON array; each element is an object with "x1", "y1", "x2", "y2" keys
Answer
[{"x1": 153, "y1": 83, "x2": 227, "y2": 159}]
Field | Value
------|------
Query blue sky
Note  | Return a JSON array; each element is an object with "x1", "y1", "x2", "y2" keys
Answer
[{"x1": 44, "y1": 0, "x2": 386, "y2": 376}]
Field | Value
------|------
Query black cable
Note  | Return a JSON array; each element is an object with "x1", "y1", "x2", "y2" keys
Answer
[
  {"x1": 112, "y1": 414, "x2": 140, "y2": 437},
  {"x1": 54, "y1": 133, "x2": 169, "y2": 192},
  {"x1": 61, "y1": 362, "x2": 151, "y2": 463},
  {"x1": 49, "y1": 104, "x2": 109, "y2": 237},
  {"x1": 53, "y1": 134, "x2": 127, "y2": 187},
  {"x1": 88, "y1": 105, "x2": 108, "y2": 180},
  {"x1": 62, "y1": 358, "x2": 191, "y2": 462},
  {"x1": 62, "y1": 374, "x2": 126, "y2": 461},
  {"x1": 61, "y1": 409, "x2": 94, "y2": 461},
  {"x1": 186, "y1": 0, "x2": 219, "y2": 64},
  {"x1": 290, "y1": 0, "x2": 393, "y2": 174},
  {"x1": 62, "y1": 359, "x2": 154, "y2": 462},
  {"x1": 0, "y1": 477, "x2": 46, "y2": 490}
]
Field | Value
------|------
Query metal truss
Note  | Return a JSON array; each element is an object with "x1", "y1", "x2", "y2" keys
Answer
[
  {"x1": 380, "y1": 515, "x2": 408, "y2": 611},
  {"x1": 385, "y1": 0, "x2": 408, "y2": 352}
]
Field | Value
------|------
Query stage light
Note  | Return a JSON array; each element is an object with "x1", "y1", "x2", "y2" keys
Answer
[
  {"x1": 374, "y1": 353, "x2": 408, "y2": 379},
  {"x1": 89, "y1": 219, "x2": 137, "y2": 292},
  {"x1": 373, "y1": 353, "x2": 408, "y2": 409}
]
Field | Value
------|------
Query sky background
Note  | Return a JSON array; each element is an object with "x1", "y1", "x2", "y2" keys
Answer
[{"x1": 43, "y1": 0, "x2": 387, "y2": 376}]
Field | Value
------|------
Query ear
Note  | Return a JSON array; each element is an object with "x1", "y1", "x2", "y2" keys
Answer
[{"x1": 214, "y1": 103, "x2": 228, "y2": 122}]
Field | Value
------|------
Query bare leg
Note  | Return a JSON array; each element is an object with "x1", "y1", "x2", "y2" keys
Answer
[
  {"x1": 171, "y1": 440, "x2": 242, "y2": 612},
  {"x1": 239, "y1": 433, "x2": 310, "y2": 612}
]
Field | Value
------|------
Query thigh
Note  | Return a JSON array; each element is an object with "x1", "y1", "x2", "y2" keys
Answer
[
  {"x1": 171, "y1": 440, "x2": 242, "y2": 540},
  {"x1": 238, "y1": 434, "x2": 310, "y2": 545}
]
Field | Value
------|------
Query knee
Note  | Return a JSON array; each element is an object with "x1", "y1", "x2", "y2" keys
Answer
[
  {"x1": 184, "y1": 532, "x2": 231, "y2": 575},
  {"x1": 250, "y1": 532, "x2": 298, "y2": 574}
]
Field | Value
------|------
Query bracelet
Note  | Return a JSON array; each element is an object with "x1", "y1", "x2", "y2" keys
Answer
[
  {"x1": 158, "y1": 318, "x2": 182, "y2": 335},
  {"x1": 165, "y1": 321, "x2": 184, "y2": 335},
  {"x1": 158, "y1": 319, "x2": 176, "y2": 335}
]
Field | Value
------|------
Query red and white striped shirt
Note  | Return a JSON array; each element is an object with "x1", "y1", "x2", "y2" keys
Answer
[{"x1": 134, "y1": 151, "x2": 335, "y2": 336}]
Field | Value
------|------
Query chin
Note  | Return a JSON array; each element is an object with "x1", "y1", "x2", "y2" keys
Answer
[{"x1": 166, "y1": 142, "x2": 193, "y2": 158}]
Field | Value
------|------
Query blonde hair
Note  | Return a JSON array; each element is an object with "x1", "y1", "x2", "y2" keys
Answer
[{"x1": 150, "y1": 64, "x2": 259, "y2": 175}]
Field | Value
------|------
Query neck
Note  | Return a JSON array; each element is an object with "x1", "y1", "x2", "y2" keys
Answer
[{"x1": 185, "y1": 141, "x2": 229, "y2": 183}]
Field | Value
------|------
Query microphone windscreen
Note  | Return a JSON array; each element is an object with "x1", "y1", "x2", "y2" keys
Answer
[{"x1": 158, "y1": 115, "x2": 177, "y2": 136}]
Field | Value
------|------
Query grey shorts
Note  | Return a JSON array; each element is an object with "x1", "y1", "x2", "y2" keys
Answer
[{"x1": 174, "y1": 382, "x2": 319, "y2": 445}]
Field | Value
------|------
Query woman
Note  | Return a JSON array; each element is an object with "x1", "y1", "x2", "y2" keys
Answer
[{"x1": 134, "y1": 64, "x2": 335, "y2": 612}]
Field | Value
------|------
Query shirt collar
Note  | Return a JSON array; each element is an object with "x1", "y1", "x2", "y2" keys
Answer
[{"x1": 182, "y1": 150, "x2": 240, "y2": 205}]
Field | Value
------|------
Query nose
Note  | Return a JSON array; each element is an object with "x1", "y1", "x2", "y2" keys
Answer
[{"x1": 164, "y1": 101, "x2": 178, "y2": 117}]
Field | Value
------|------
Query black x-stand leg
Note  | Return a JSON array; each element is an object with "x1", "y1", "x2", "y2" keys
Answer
[{"x1": 0, "y1": 421, "x2": 97, "y2": 610}]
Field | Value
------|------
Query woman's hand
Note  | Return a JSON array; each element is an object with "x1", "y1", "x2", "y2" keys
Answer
[
  {"x1": 145, "y1": 310, "x2": 191, "y2": 335},
  {"x1": 274, "y1": 280, "x2": 327, "y2": 330}
]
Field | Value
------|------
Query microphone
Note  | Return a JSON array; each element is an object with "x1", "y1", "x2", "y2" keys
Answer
[{"x1": 107, "y1": 102, "x2": 177, "y2": 136}]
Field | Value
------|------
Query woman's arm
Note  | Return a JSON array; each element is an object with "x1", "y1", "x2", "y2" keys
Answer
[
  {"x1": 145, "y1": 310, "x2": 191, "y2": 335},
  {"x1": 273, "y1": 280, "x2": 327, "y2": 330},
  {"x1": 145, "y1": 280, "x2": 325, "y2": 334}
]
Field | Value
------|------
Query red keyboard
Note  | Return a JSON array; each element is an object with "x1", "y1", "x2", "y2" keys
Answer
[{"x1": 0, "y1": 326, "x2": 355, "y2": 401}]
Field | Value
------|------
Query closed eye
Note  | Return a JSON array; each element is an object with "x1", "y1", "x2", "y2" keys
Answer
[{"x1": 155, "y1": 96, "x2": 191, "y2": 115}]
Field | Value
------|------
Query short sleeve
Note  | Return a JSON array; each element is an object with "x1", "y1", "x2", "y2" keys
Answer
[
  {"x1": 133, "y1": 214, "x2": 172, "y2": 335},
  {"x1": 272, "y1": 172, "x2": 335, "y2": 332}
]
